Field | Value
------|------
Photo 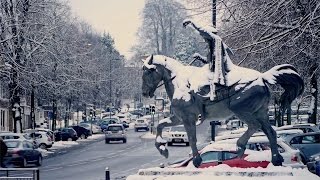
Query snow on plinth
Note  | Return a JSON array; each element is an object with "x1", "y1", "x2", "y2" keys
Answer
[{"x1": 126, "y1": 164, "x2": 319, "y2": 180}]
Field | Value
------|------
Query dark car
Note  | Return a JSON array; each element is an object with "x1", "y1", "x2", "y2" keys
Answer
[
  {"x1": 285, "y1": 132, "x2": 320, "y2": 164},
  {"x1": 100, "y1": 118, "x2": 119, "y2": 132},
  {"x1": 4, "y1": 139, "x2": 42, "y2": 167},
  {"x1": 307, "y1": 152, "x2": 320, "y2": 176},
  {"x1": 70, "y1": 126, "x2": 92, "y2": 139},
  {"x1": 54, "y1": 128, "x2": 78, "y2": 141}
]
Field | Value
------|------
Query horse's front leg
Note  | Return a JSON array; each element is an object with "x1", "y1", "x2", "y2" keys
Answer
[
  {"x1": 183, "y1": 115, "x2": 201, "y2": 167},
  {"x1": 236, "y1": 124, "x2": 257, "y2": 157},
  {"x1": 155, "y1": 115, "x2": 182, "y2": 158}
]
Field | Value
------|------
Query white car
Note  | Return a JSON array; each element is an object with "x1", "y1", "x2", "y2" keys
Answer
[
  {"x1": 29, "y1": 131, "x2": 53, "y2": 149},
  {"x1": 0, "y1": 132, "x2": 36, "y2": 146},
  {"x1": 215, "y1": 136, "x2": 304, "y2": 167},
  {"x1": 134, "y1": 119, "x2": 149, "y2": 132},
  {"x1": 167, "y1": 125, "x2": 189, "y2": 146}
]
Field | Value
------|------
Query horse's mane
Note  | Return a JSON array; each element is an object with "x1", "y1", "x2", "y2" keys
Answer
[{"x1": 151, "y1": 55, "x2": 186, "y2": 73}]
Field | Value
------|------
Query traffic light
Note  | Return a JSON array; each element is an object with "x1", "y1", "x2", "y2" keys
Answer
[{"x1": 151, "y1": 105, "x2": 155, "y2": 115}]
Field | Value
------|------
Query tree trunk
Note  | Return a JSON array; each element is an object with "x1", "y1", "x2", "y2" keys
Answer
[{"x1": 308, "y1": 62, "x2": 318, "y2": 124}]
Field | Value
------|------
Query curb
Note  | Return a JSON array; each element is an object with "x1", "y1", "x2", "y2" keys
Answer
[{"x1": 43, "y1": 135, "x2": 105, "y2": 159}]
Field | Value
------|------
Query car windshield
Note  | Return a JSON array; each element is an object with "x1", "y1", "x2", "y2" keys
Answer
[
  {"x1": 171, "y1": 126, "x2": 185, "y2": 132},
  {"x1": 5, "y1": 141, "x2": 20, "y2": 148},
  {"x1": 108, "y1": 126, "x2": 122, "y2": 131}
]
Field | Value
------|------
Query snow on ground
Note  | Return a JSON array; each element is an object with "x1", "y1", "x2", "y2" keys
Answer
[
  {"x1": 141, "y1": 132, "x2": 156, "y2": 139},
  {"x1": 38, "y1": 134, "x2": 104, "y2": 157},
  {"x1": 126, "y1": 164, "x2": 319, "y2": 180}
]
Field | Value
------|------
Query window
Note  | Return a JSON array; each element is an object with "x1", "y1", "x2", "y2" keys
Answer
[
  {"x1": 5, "y1": 141, "x2": 19, "y2": 148},
  {"x1": 277, "y1": 145, "x2": 285, "y2": 153},
  {"x1": 301, "y1": 135, "x2": 317, "y2": 144},
  {"x1": 224, "y1": 152, "x2": 238, "y2": 160},
  {"x1": 200, "y1": 152, "x2": 220, "y2": 163},
  {"x1": 108, "y1": 126, "x2": 122, "y2": 131},
  {"x1": 290, "y1": 137, "x2": 302, "y2": 144}
]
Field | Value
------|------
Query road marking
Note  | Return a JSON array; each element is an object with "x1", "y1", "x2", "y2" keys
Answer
[
  {"x1": 43, "y1": 167, "x2": 62, "y2": 172},
  {"x1": 151, "y1": 158, "x2": 163, "y2": 163}
]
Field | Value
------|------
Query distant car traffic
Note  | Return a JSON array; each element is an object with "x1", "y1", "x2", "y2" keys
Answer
[
  {"x1": 99, "y1": 117, "x2": 119, "y2": 132},
  {"x1": 167, "y1": 125, "x2": 189, "y2": 146},
  {"x1": 4, "y1": 139, "x2": 42, "y2": 167},
  {"x1": 285, "y1": 132, "x2": 320, "y2": 164},
  {"x1": 54, "y1": 128, "x2": 78, "y2": 141},
  {"x1": 134, "y1": 119, "x2": 149, "y2": 132},
  {"x1": 70, "y1": 125, "x2": 92, "y2": 139},
  {"x1": 104, "y1": 124, "x2": 127, "y2": 143}
]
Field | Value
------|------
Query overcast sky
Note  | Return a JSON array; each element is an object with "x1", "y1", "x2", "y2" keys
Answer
[{"x1": 67, "y1": 0, "x2": 146, "y2": 59}]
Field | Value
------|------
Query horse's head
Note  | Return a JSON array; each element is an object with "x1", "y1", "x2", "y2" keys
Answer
[{"x1": 141, "y1": 55, "x2": 163, "y2": 98}]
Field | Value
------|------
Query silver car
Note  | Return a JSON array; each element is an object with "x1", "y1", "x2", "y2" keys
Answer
[
  {"x1": 285, "y1": 132, "x2": 320, "y2": 164},
  {"x1": 104, "y1": 124, "x2": 127, "y2": 144}
]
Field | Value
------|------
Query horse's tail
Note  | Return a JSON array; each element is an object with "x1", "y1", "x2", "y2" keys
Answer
[{"x1": 262, "y1": 64, "x2": 304, "y2": 114}]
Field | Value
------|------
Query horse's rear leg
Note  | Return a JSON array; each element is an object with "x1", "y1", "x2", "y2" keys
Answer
[
  {"x1": 236, "y1": 124, "x2": 258, "y2": 157},
  {"x1": 258, "y1": 114, "x2": 284, "y2": 166},
  {"x1": 155, "y1": 115, "x2": 182, "y2": 158}
]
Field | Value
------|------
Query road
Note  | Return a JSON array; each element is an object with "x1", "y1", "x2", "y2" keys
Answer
[{"x1": 3, "y1": 122, "x2": 210, "y2": 180}]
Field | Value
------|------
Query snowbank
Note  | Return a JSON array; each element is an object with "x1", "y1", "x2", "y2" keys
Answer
[{"x1": 126, "y1": 165, "x2": 318, "y2": 180}]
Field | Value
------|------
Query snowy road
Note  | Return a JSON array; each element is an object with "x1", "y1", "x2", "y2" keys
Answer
[{"x1": 8, "y1": 123, "x2": 210, "y2": 180}]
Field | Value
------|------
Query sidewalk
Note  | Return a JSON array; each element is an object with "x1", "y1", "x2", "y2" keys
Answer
[{"x1": 38, "y1": 134, "x2": 105, "y2": 159}]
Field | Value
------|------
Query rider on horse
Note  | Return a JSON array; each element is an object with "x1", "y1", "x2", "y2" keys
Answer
[{"x1": 183, "y1": 20, "x2": 233, "y2": 101}]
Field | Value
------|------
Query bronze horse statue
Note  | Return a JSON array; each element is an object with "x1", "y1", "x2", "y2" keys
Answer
[{"x1": 141, "y1": 54, "x2": 304, "y2": 167}]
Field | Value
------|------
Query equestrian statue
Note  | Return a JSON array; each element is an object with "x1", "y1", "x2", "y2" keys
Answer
[{"x1": 141, "y1": 19, "x2": 304, "y2": 168}]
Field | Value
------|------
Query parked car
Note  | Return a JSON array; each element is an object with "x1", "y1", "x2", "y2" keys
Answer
[
  {"x1": 3, "y1": 139, "x2": 42, "y2": 167},
  {"x1": 79, "y1": 123, "x2": 101, "y2": 134},
  {"x1": 167, "y1": 125, "x2": 189, "y2": 146},
  {"x1": 54, "y1": 128, "x2": 78, "y2": 141},
  {"x1": 0, "y1": 132, "x2": 36, "y2": 146},
  {"x1": 24, "y1": 128, "x2": 55, "y2": 142},
  {"x1": 285, "y1": 132, "x2": 320, "y2": 164},
  {"x1": 104, "y1": 124, "x2": 127, "y2": 144},
  {"x1": 171, "y1": 144, "x2": 270, "y2": 168},
  {"x1": 226, "y1": 119, "x2": 240, "y2": 130},
  {"x1": 276, "y1": 123, "x2": 320, "y2": 133},
  {"x1": 134, "y1": 119, "x2": 149, "y2": 132},
  {"x1": 28, "y1": 131, "x2": 53, "y2": 149},
  {"x1": 216, "y1": 136, "x2": 304, "y2": 167},
  {"x1": 306, "y1": 152, "x2": 320, "y2": 176},
  {"x1": 70, "y1": 125, "x2": 92, "y2": 139}
]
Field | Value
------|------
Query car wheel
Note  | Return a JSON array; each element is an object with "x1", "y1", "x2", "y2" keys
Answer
[
  {"x1": 123, "y1": 139, "x2": 127, "y2": 143},
  {"x1": 186, "y1": 142, "x2": 190, "y2": 146},
  {"x1": 135, "y1": 128, "x2": 138, "y2": 132},
  {"x1": 39, "y1": 143, "x2": 47, "y2": 149},
  {"x1": 67, "y1": 138, "x2": 72, "y2": 141},
  {"x1": 36, "y1": 156, "x2": 42, "y2": 166},
  {"x1": 167, "y1": 142, "x2": 172, "y2": 146},
  {"x1": 21, "y1": 158, "x2": 28, "y2": 167},
  {"x1": 105, "y1": 139, "x2": 109, "y2": 144},
  {"x1": 80, "y1": 134, "x2": 86, "y2": 139}
]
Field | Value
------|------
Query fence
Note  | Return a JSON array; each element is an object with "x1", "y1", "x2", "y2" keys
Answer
[{"x1": 0, "y1": 168, "x2": 39, "y2": 180}]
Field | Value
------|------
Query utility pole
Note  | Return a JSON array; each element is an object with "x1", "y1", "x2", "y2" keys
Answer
[{"x1": 210, "y1": 0, "x2": 219, "y2": 141}]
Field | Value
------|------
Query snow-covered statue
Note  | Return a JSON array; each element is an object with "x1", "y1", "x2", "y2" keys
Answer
[
  {"x1": 141, "y1": 29, "x2": 304, "y2": 167},
  {"x1": 182, "y1": 19, "x2": 236, "y2": 102}
]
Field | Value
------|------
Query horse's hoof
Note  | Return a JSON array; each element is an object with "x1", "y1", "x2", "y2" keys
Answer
[
  {"x1": 236, "y1": 146, "x2": 245, "y2": 157},
  {"x1": 193, "y1": 155, "x2": 202, "y2": 168},
  {"x1": 272, "y1": 154, "x2": 284, "y2": 166}
]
